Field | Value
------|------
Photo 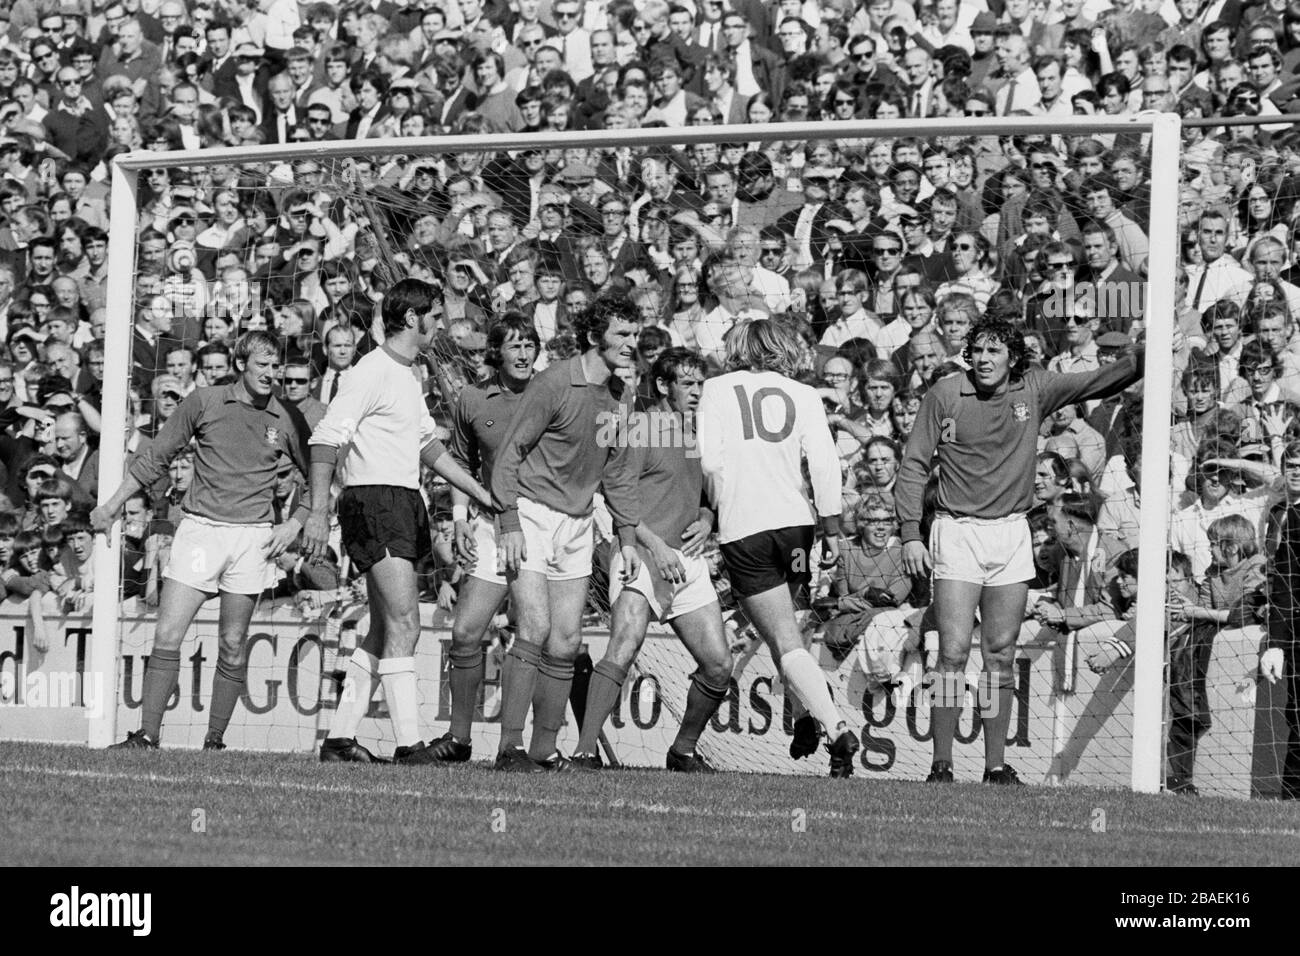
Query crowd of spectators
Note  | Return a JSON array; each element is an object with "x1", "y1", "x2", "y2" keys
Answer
[{"x1": 0, "y1": 0, "x2": 1298, "y2": 787}]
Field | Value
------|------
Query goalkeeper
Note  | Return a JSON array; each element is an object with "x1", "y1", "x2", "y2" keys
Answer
[{"x1": 896, "y1": 317, "x2": 1143, "y2": 785}]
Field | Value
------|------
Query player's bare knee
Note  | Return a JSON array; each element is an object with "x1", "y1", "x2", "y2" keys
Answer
[
  {"x1": 981, "y1": 643, "x2": 1016, "y2": 671},
  {"x1": 216, "y1": 638, "x2": 247, "y2": 670},
  {"x1": 697, "y1": 655, "x2": 731, "y2": 689},
  {"x1": 602, "y1": 633, "x2": 643, "y2": 670},
  {"x1": 544, "y1": 626, "x2": 582, "y2": 661},
  {"x1": 938, "y1": 648, "x2": 971, "y2": 671},
  {"x1": 450, "y1": 616, "x2": 486, "y2": 650}
]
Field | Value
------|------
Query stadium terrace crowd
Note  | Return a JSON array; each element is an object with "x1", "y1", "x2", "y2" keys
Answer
[{"x1": 3, "y1": 0, "x2": 1300, "y2": 792}]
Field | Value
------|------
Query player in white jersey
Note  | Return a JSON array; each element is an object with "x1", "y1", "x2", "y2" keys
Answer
[
  {"x1": 303, "y1": 278, "x2": 493, "y2": 764},
  {"x1": 697, "y1": 318, "x2": 861, "y2": 777}
]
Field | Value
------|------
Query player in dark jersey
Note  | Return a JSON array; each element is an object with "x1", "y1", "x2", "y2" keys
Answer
[
  {"x1": 95, "y1": 331, "x2": 313, "y2": 751},
  {"x1": 489, "y1": 294, "x2": 642, "y2": 771},
  {"x1": 426, "y1": 315, "x2": 540, "y2": 763},
  {"x1": 895, "y1": 316, "x2": 1143, "y2": 785},
  {"x1": 569, "y1": 348, "x2": 732, "y2": 771}
]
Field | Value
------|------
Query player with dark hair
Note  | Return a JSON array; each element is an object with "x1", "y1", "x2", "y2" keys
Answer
[
  {"x1": 94, "y1": 330, "x2": 314, "y2": 751},
  {"x1": 896, "y1": 315, "x2": 1144, "y2": 785},
  {"x1": 697, "y1": 319, "x2": 861, "y2": 777},
  {"x1": 303, "y1": 278, "x2": 495, "y2": 764},
  {"x1": 569, "y1": 348, "x2": 732, "y2": 772},
  {"x1": 488, "y1": 293, "x2": 643, "y2": 771},
  {"x1": 426, "y1": 314, "x2": 540, "y2": 763}
]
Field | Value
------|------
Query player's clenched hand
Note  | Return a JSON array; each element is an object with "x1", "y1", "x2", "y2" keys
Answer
[
  {"x1": 620, "y1": 544, "x2": 641, "y2": 581},
  {"x1": 89, "y1": 505, "x2": 115, "y2": 536},
  {"x1": 902, "y1": 540, "x2": 931, "y2": 578},
  {"x1": 263, "y1": 518, "x2": 302, "y2": 560},
  {"x1": 301, "y1": 513, "x2": 331, "y2": 563},
  {"x1": 820, "y1": 534, "x2": 840, "y2": 568},
  {"x1": 1261, "y1": 647, "x2": 1285, "y2": 684},
  {"x1": 453, "y1": 520, "x2": 477, "y2": 569},
  {"x1": 649, "y1": 539, "x2": 684, "y2": 583},
  {"x1": 499, "y1": 531, "x2": 526, "y2": 574}
]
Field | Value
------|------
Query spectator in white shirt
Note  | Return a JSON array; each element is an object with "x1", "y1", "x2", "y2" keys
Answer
[{"x1": 1186, "y1": 210, "x2": 1254, "y2": 313}]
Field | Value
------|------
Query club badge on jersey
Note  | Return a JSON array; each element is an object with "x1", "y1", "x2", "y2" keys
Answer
[
  {"x1": 1012, "y1": 402, "x2": 1029, "y2": 422},
  {"x1": 265, "y1": 426, "x2": 280, "y2": 445}
]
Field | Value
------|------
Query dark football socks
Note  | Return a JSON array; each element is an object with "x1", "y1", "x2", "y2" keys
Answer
[
  {"x1": 207, "y1": 659, "x2": 247, "y2": 738},
  {"x1": 498, "y1": 639, "x2": 542, "y2": 752},
  {"x1": 672, "y1": 672, "x2": 729, "y2": 756},
  {"x1": 448, "y1": 646, "x2": 486, "y2": 742},
  {"x1": 140, "y1": 646, "x2": 182, "y2": 741},
  {"x1": 931, "y1": 668, "x2": 963, "y2": 766},
  {"x1": 528, "y1": 652, "x2": 575, "y2": 761},
  {"x1": 980, "y1": 670, "x2": 1016, "y2": 770},
  {"x1": 576, "y1": 659, "x2": 627, "y2": 755}
]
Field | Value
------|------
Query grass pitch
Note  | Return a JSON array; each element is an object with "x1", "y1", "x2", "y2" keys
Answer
[{"x1": 2, "y1": 741, "x2": 1297, "y2": 867}]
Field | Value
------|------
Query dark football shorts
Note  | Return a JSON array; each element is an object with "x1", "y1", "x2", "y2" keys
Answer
[
  {"x1": 719, "y1": 525, "x2": 815, "y2": 601},
  {"x1": 337, "y1": 485, "x2": 432, "y2": 575}
]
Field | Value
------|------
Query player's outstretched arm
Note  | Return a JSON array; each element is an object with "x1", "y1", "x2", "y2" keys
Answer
[
  {"x1": 94, "y1": 391, "x2": 205, "y2": 536},
  {"x1": 450, "y1": 487, "x2": 478, "y2": 568},
  {"x1": 423, "y1": 441, "x2": 493, "y2": 510},
  {"x1": 301, "y1": 452, "x2": 336, "y2": 564},
  {"x1": 1040, "y1": 345, "x2": 1146, "y2": 414},
  {"x1": 89, "y1": 473, "x2": 144, "y2": 535}
]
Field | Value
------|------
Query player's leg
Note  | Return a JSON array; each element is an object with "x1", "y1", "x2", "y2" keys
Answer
[
  {"x1": 496, "y1": 568, "x2": 550, "y2": 767},
  {"x1": 529, "y1": 574, "x2": 589, "y2": 763},
  {"x1": 929, "y1": 579, "x2": 982, "y2": 779},
  {"x1": 111, "y1": 579, "x2": 210, "y2": 747},
  {"x1": 435, "y1": 574, "x2": 509, "y2": 760},
  {"x1": 725, "y1": 528, "x2": 858, "y2": 775},
  {"x1": 320, "y1": 611, "x2": 388, "y2": 762},
  {"x1": 574, "y1": 586, "x2": 651, "y2": 760},
  {"x1": 739, "y1": 584, "x2": 857, "y2": 767},
  {"x1": 667, "y1": 601, "x2": 731, "y2": 769},
  {"x1": 366, "y1": 553, "x2": 426, "y2": 759},
  {"x1": 975, "y1": 581, "x2": 1029, "y2": 784},
  {"x1": 203, "y1": 590, "x2": 260, "y2": 750},
  {"x1": 203, "y1": 523, "x2": 277, "y2": 750}
]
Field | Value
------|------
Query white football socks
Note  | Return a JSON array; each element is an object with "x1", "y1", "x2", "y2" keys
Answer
[
  {"x1": 780, "y1": 648, "x2": 844, "y2": 740},
  {"x1": 329, "y1": 649, "x2": 378, "y2": 740},
  {"x1": 378, "y1": 656, "x2": 421, "y2": 748}
]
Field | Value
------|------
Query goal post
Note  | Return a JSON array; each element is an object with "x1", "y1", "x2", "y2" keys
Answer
[
  {"x1": 1130, "y1": 112, "x2": 1180, "y2": 794},
  {"x1": 87, "y1": 156, "x2": 143, "y2": 749},
  {"x1": 83, "y1": 115, "x2": 1182, "y2": 790}
]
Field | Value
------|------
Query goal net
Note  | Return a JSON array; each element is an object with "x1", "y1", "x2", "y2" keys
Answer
[{"x1": 12, "y1": 114, "x2": 1272, "y2": 795}]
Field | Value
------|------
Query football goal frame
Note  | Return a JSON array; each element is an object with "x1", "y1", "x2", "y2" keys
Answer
[{"x1": 88, "y1": 114, "x2": 1180, "y2": 793}]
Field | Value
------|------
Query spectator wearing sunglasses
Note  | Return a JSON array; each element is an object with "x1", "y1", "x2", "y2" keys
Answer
[
  {"x1": 43, "y1": 67, "x2": 109, "y2": 171},
  {"x1": 279, "y1": 355, "x2": 325, "y2": 431}
]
